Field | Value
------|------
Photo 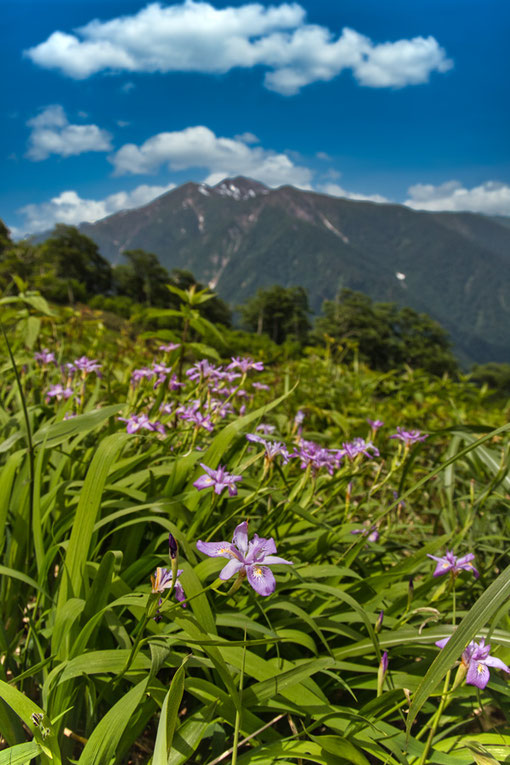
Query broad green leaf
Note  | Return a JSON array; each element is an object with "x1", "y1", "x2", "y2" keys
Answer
[
  {"x1": 57, "y1": 432, "x2": 129, "y2": 608},
  {"x1": 78, "y1": 678, "x2": 148, "y2": 764},
  {"x1": 167, "y1": 701, "x2": 218, "y2": 765},
  {"x1": 33, "y1": 404, "x2": 124, "y2": 448},
  {"x1": 152, "y1": 657, "x2": 188, "y2": 764},
  {"x1": 0, "y1": 741, "x2": 42, "y2": 764}
]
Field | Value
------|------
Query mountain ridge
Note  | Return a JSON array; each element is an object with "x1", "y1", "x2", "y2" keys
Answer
[{"x1": 71, "y1": 176, "x2": 510, "y2": 364}]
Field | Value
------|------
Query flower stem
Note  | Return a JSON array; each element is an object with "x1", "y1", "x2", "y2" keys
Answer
[
  {"x1": 232, "y1": 626, "x2": 247, "y2": 765},
  {"x1": 416, "y1": 670, "x2": 451, "y2": 765}
]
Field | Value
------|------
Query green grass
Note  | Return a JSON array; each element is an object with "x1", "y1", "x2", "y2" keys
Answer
[{"x1": 0, "y1": 298, "x2": 508, "y2": 764}]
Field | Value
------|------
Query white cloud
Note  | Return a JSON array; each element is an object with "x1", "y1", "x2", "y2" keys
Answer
[
  {"x1": 25, "y1": 1, "x2": 452, "y2": 95},
  {"x1": 18, "y1": 183, "x2": 175, "y2": 234},
  {"x1": 110, "y1": 125, "x2": 313, "y2": 188},
  {"x1": 26, "y1": 105, "x2": 112, "y2": 161},
  {"x1": 404, "y1": 180, "x2": 510, "y2": 216},
  {"x1": 318, "y1": 182, "x2": 389, "y2": 204}
]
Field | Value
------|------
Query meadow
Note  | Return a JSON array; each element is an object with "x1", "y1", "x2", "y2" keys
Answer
[{"x1": 0, "y1": 286, "x2": 509, "y2": 765}]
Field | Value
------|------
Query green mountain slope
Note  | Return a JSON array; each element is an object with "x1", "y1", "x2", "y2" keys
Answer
[{"x1": 77, "y1": 177, "x2": 510, "y2": 363}]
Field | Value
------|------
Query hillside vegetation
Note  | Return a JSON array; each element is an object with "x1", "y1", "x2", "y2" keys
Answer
[{"x1": 0, "y1": 284, "x2": 509, "y2": 764}]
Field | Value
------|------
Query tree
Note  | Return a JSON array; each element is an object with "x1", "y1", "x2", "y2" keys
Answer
[
  {"x1": 113, "y1": 249, "x2": 170, "y2": 305},
  {"x1": 0, "y1": 219, "x2": 13, "y2": 256},
  {"x1": 240, "y1": 285, "x2": 310, "y2": 344},
  {"x1": 314, "y1": 289, "x2": 457, "y2": 376},
  {"x1": 39, "y1": 225, "x2": 112, "y2": 302}
]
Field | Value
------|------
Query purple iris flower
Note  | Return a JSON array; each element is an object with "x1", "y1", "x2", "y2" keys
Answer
[
  {"x1": 196, "y1": 521, "x2": 292, "y2": 596},
  {"x1": 178, "y1": 405, "x2": 214, "y2": 432},
  {"x1": 118, "y1": 413, "x2": 157, "y2": 434},
  {"x1": 152, "y1": 363, "x2": 173, "y2": 388},
  {"x1": 351, "y1": 526, "x2": 379, "y2": 543},
  {"x1": 131, "y1": 367, "x2": 155, "y2": 385},
  {"x1": 427, "y1": 550, "x2": 479, "y2": 578},
  {"x1": 168, "y1": 374, "x2": 185, "y2": 391},
  {"x1": 252, "y1": 382, "x2": 270, "y2": 391},
  {"x1": 367, "y1": 418, "x2": 384, "y2": 430},
  {"x1": 209, "y1": 399, "x2": 234, "y2": 418},
  {"x1": 227, "y1": 357, "x2": 264, "y2": 374},
  {"x1": 159, "y1": 343, "x2": 180, "y2": 352},
  {"x1": 339, "y1": 438, "x2": 380, "y2": 460},
  {"x1": 294, "y1": 410, "x2": 305, "y2": 427},
  {"x1": 151, "y1": 567, "x2": 186, "y2": 609},
  {"x1": 186, "y1": 360, "x2": 223, "y2": 383},
  {"x1": 34, "y1": 348, "x2": 55, "y2": 365},
  {"x1": 435, "y1": 636, "x2": 510, "y2": 690},
  {"x1": 256, "y1": 424, "x2": 275, "y2": 434},
  {"x1": 46, "y1": 384, "x2": 73, "y2": 402},
  {"x1": 293, "y1": 439, "x2": 339, "y2": 476},
  {"x1": 247, "y1": 435, "x2": 291, "y2": 464},
  {"x1": 73, "y1": 356, "x2": 102, "y2": 375},
  {"x1": 193, "y1": 463, "x2": 243, "y2": 496},
  {"x1": 390, "y1": 427, "x2": 428, "y2": 446}
]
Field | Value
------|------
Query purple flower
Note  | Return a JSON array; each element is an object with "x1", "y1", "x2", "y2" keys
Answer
[
  {"x1": 435, "y1": 636, "x2": 510, "y2": 690},
  {"x1": 196, "y1": 521, "x2": 292, "y2": 596},
  {"x1": 294, "y1": 410, "x2": 305, "y2": 427},
  {"x1": 159, "y1": 343, "x2": 180, "y2": 352},
  {"x1": 118, "y1": 413, "x2": 157, "y2": 434},
  {"x1": 168, "y1": 374, "x2": 185, "y2": 391},
  {"x1": 151, "y1": 567, "x2": 185, "y2": 603},
  {"x1": 390, "y1": 427, "x2": 428, "y2": 446},
  {"x1": 73, "y1": 356, "x2": 102, "y2": 375},
  {"x1": 367, "y1": 418, "x2": 384, "y2": 430},
  {"x1": 193, "y1": 463, "x2": 243, "y2": 497},
  {"x1": 46, "y1": 384, "x2": 73, "y2": 402},
  {"x1": 34, "y1": 348, "x2": 55, "y2": 365},
  {"x1": 131, "y1": 367, "x2": 155, "y2": 385},
  {"x1": 186, "y1": 360, "x2": 224, "y2": 383},
  {"x1": 208, "y1": 398, "x2": 234, "y2": 418},
  {"x1": 227, "y1": 357, "x2": 264, "y2": 374},
  {"x1": 256, "y1": 423, "x2": 275, "y2": 435},
  {"x1": 168, "y1": 533, "x2": 178, "y2": 560},
  {"x1": 293, "y1": 439, "x2": 339, "y2": 476},
  {"x1": 152, "y1": 363, "x2": 173, "y2": 388},
  {"x1": 178, "y1": 405, "x2": 214, "y2": 432},
  {"x1": 427, "y1": 550, "x2": 479, "y2": 579},
  {"x1": 252, "y1": 382, "x2": 270, "y2": 391},
  {"x1": 351, "y1": 526, "x2": 379, "y2": 543},
  {"x1": 247, "y1": 435, "x2": 291, "y2": 464},
  {"x1": 339, "y1": 437, "x2": 379, "y2": 461}
]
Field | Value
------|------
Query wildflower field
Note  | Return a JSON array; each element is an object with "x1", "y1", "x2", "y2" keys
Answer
[{"x1": 1, "y1": 288, "x2": 510, "y2": 765}]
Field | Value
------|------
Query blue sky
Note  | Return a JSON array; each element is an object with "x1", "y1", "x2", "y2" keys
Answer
[{"x1": 3, "y1": 0, "x2": 510, "y2": 235}]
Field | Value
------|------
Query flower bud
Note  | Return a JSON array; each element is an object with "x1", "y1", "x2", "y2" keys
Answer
[
  {"x1": 377, "y1": 651, "x2": 388, "y2": 696},
  {"x1": 375, "y1": 610, "x2": 384, "y2": 633},
  {"x1": 168, "y1": 533, "x2": 178, "y2": 560}
]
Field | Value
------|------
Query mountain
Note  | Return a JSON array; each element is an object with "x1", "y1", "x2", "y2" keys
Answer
[{"x1": 78, "y1": 176, "x2": 510, "y2": 364}]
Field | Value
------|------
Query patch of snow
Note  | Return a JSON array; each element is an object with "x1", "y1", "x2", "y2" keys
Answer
[
  {"x1": 208, "y1": 254, "x2": 231, "y2": 289},
  {"x1": 197, "y1": 213, "x2": 204, "y2": 232},
  {"x1": 395, "y1": 272, "x2": 406, "y2": 280},
  {"x1": 320, "y1": 215, "x2": 349, "y2": 243},
  {"x1": 198, "y1": 185, "x2": 210, "y2": 197},
  {"x1": 214, "y1": 181, "x2": 262, "y2": 201}
]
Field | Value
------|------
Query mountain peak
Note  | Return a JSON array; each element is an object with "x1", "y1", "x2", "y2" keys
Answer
[{"x1": 211, "y1": 176, "x2": 269, "y2": 201}]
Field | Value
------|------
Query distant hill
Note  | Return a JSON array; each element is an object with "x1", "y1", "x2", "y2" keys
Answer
[{"x1": 73, "y1": 177, "x2": 510, "y2": 363}]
